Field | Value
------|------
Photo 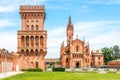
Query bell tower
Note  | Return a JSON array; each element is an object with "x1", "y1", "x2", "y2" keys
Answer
[
  {"x1": 17, "y1": 5, "x2": 47, "y2": 70},
  {"x1": 66, "y1": 16, "x2": 74, "y2": 44}
]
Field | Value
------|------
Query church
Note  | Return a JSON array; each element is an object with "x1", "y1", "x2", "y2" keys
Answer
[{"x1": 60, "y1": 16, "x2": 104, "y2": 69}]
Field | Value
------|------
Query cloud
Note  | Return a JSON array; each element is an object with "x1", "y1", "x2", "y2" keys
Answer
[
  {"x1": 0, "y1": 0, "x2": 45, "y2": 12},
  {"x1": 0, "y1": 6, "x2": 16, "y2": 12},
  {"x1": 79, "y1": 0, "x2": 120, "y2": 5},
  {"x1": 46, "y1": 20, "x2": 120, "y2": 58},
  {"x1": 0, "y1": 19, "x2": 17, "y2": 28},
  {"x1": 0, "y1": 31, "x2": 17, "y2": 52}
]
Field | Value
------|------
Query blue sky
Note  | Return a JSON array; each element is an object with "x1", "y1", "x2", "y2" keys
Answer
[{"x1": 0, "y1": 0, "x2": 120, "y2": 58}]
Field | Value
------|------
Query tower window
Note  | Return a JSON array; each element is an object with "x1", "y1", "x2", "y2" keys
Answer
[
  {"x1": 31, "y1": 25, "x2": 34, "y2": 30},
  {"x1": 26, "y1": 36, "x2": 29, "y2": 47},
  {"x1": 36, "y1": 25, "x2": 38, "y2": 31},
  {"x1": 35, "y1": 62, "x2": 38, "y2": 68},
  {"x1": 26, "y1": 25, "x2": 29, "y2": 30},
  {"x1": 40, "y1": 36, "x2": 44, "y2": 47},
  {"x1": 36, "y1": 49, "x2": 38, "y2": 56},
  {"x1": 31, "y1": 20, "x2": 34, "y2": 22},
  {"x1": 26, "y1": 20, "x2": 29, "y2": 22},
  {"x1": 36, "y1": 20, "x2": 38, "y2": 22},
  {"x1": 98, "y1": 57, "x2": 100, "y2": 60},
  {"x1": 26, "y1": 49, "x2": 29, "y2": 56}
]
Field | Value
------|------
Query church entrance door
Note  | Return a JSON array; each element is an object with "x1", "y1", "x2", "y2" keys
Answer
[{"x1": 76, "y1": 62, "x2": 79, "y2": 68}]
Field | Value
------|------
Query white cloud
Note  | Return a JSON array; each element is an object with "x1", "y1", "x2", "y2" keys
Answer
[
  {"x1": 46, "y1": 20, "x2": 120, "y2": 58},
  {"x1": 79, "y1": 0, "x2": 120, "y2": 5},
  {"x1": 0, "y1": 31, "x2": 17, "y2": 52},
  {"x1": 0, "y1": 6, "x2": 16, "y2": 12},
  {"x1": 0, "y1": 0, "x2": 45, "y2": 12},
  {"x1": 0, "y1": 19, "x2": 16, "y2": 28}
]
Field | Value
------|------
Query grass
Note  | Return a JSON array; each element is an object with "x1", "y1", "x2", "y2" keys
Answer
[{"x1": 1, "y1": 72, "x2": 120, "y2": 80}]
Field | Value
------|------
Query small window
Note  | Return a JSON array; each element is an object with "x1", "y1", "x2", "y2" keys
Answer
[
  {"x1": 76, "y1": 46, "x2": 79, "y2": 52},
  {"x1": 35, "y1": 62, "x2": 38, "y2": 68},
  {"x1": 36, "y1": 20, "x2": 38, "y2": 22},
  {"x1": 98, "y1": 62, "x2": 100, "y2": 65},
  {"x1": 26, "y1": 20, "x2": 29, "y2": 22},
  {"x1": 98, "y1": 57, "x2": 100, "y2": 60},
  {"x1": 26, "y1": 25, "x2": 29, "y2": 30},
  {"x1": 36, "y1": 25, "x2": 38, "y2": 31},
  {"x1": 31, "y1": 25, "x2": 34, "y2": 30},
  {"x1": 31, "y1": 20, "x2": 34, "y2": 22},
  {"x1": 66, "y1": 58, "x2": 69, "y2": 63}
]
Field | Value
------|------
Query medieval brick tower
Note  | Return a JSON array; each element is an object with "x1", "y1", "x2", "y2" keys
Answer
[{"x1": 17, "y1": 5, "x2": 47, "y2": 70}]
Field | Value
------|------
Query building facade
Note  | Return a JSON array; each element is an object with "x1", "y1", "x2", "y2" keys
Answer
[
  {"x1": 17, "y1": 5, "x2": 47, "y2": 70},
  {"x1": 0, "y1": 49, "x2": 18, "y2": 73},
  {"x1": 91, "y1": 50, "x2": 104, "y2": 68},
  {"x1": 45, "y1": 58, "x2": 60, "y2": 69},
  {"x1": 60, "y1": 16, "x2": 104, "y2": 69},
  {"x1": 108, "y1": 60, "x2": 120, "y2": 68}
]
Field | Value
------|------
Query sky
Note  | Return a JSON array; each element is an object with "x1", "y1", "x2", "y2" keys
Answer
[{"x1": 0, "y1": 0, "x2": 120, "y2": 58}]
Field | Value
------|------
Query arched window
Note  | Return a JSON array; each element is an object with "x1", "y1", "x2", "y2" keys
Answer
[
  {"x1": 36, "y1": 25, "x2": 38, "y2": 31},
  {"x1": 31, "y1": 25, "x2": 34, "y2": 31},
  {"x1": 98, "y1": 57, "x2": 100, "y2": 60},
  {"x1": 36, "y1": 20, "x2": 38, "y2": 22},
  {"x1": 26, "y1": 49, "x2": 29, "y2": 56},
  {"x1": 21, "y1": 49, "x2": 24, "y2": 55},
  {"x1": 35, "y1": 62, "x2": 38, "y2": 68},
  {"x1": 31, "y1": 36, "x2": 34, "y2": 47},
  {"x1": 40, "y1": 36, "x2": 43, "y2": 47},
  {"x1": 21, "y1": 36, "x2": 24, "y2": 47},
  {"x1": 36, "y1": 49, "x2": 38, "y2": 56},
  {"x1": 35, "y1": 36, "x2": 39, "y2": 47},
  {"x1": 76, "y1": 45, "x2": 79, "y2": 52},
  {"x1": 26, "y1": 25, "x2": 29, "y2": 30},
  {"x1": 30, "y1": 49, "x2": 33, "y2": 55},
  {"x1": 66, "y1": 58, "x2": 69, "y2": 63},
  {"x1": 26, "y1": 36, "x2": 29, "y2": 47},
  {"x1": 26, "y1": 20, "x2": 29, "y2": 22},
  {"x1": 40, "y1": 49, "x2": 43, "y2": 54}
]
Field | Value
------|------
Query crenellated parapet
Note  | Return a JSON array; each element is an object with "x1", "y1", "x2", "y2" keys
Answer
[
  {"x1": 20, "y1": 5, "x2": 45, "y2": 12},
  {"x1": 91, "y1": 50, "x2": 103, "y2": 55},
  {"x1": 20, "y1": 5, "x2": 45, "y2": 19}
]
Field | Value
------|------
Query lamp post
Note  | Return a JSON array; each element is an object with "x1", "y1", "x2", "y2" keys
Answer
[{"x1": 3, "y1": 49, "x2": 8, "y2": 78}]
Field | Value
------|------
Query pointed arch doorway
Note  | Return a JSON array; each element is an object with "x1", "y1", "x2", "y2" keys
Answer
[{"x1": 76, "y1": 62, "x2": 80, "y2": 68}]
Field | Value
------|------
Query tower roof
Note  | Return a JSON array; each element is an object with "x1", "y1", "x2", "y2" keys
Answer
[{"x1": 67, "y1": 16, "x2": 74, "y2": 29}]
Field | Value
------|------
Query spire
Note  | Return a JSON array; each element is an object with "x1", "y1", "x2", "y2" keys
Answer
[
  {"x1": 76, "y1": 34, "x2": 78, "y2": 39},
  {"x1": 68, "y1": 16, "x2": 72, "y2": 25}
]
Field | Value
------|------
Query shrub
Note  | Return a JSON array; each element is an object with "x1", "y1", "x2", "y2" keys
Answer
[
  {"x1": 21, "y1": 68, "x2": 43, "y2": 72},
  {"x1": 52, "y1": 68, "x2": 65, "y2": 72}
]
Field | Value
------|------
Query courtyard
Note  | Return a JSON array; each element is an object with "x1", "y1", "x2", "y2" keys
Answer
[{"x1": 0, "y1": 72, "x2": 120, "y2": 80}]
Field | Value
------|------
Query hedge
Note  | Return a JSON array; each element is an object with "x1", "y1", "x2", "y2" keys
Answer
[
  {"x1": 21, "y1": 68, "x2": 43, "y2": 72},
  {"x1": 52, "y1": 68, "x2": 65, "y2": 72}
]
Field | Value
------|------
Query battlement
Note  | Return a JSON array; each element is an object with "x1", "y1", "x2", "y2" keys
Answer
[
  {"x1": 20, "y1": 5, "x2": 45, "y2": 12},
  {"x1": 91, "y1": 50, "x2": 102, "y2": 54}
]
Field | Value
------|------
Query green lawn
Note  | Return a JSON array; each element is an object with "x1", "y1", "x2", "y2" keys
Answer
[{"x1": 1, "y1": 72, "x2": 120, "y2": 80}]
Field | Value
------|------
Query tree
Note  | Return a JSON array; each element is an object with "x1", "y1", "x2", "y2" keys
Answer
[
  {"x1": 111, "y1": 45, "x2": 120, "y2": 60},
  {"x1": 102, "y1": 47, "x2": 112, "y2": 64},
  {"x1": 101, "y1": 45, "x2": 120, "y2": 65}
]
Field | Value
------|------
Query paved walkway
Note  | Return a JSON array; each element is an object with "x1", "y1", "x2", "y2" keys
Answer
[{"x1": 0, "y1": 71, "x2": 23, "y2": 79}]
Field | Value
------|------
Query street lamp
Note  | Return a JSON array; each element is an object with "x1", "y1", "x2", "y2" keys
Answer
[{"x1": 3, "y1": 49, "x2": 8, "y2": 78}]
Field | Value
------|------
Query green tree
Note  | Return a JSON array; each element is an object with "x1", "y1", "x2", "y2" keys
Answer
[
  {"x1": 102, "y1": 47, "x2": 113, "y2": 64},
  {"x1": 111, "y1": 45, "x2": 120, "y2": 60},
  {"x1": 101, "y1": 45, "x2": 120, "y2": 65}
]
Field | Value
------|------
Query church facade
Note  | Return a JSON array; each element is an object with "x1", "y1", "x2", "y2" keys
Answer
[
  {"x1": 17, "y1": 5, "x2": 47, "y2": 70},
  {"x1": 60, "y1": 17, "x2": 104, "y2": 69}
]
